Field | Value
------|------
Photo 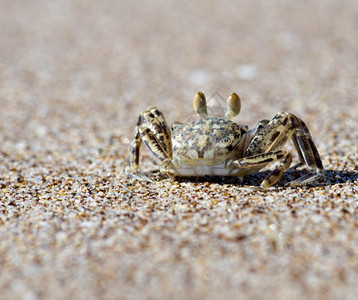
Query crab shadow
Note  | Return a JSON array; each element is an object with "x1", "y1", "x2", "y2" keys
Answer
[{"x1": 171, "y1": 169, "x2": 358, "y2": 188}]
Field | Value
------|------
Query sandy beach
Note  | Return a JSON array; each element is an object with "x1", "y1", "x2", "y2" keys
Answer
[{"x1": 0, "y1": 0, "x2": 357, "y2": 299}]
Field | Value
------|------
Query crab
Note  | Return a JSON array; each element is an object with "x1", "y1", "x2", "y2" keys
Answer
[{"x1": 125, "y1": 92, "x2": 324, "y2": 188}]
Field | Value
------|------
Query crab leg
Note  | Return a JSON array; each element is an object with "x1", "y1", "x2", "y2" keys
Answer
[
  {"x1": 232, "y1": 150, "x2": 293, "y2": 188},
  {"x1": 125, "y1": 115, "x2": 143, "y2": 172},
  {"x1": 261, "y1": 151, "x2": 292, "y2": 188},
  {"x1": 245, "y1": 113, "x2": 294, "y2": 156},
  {"x1": 247, "y1": 120, "x2": 270, "y2": 138},
  {"x1": 288, "y1": 119, "x2": 324, "y2": 185},
  {"x1": 243, "y1": 119, "x2": 269, "y2": 150},
  {"x1": 145, "y1": 107, "x2": 173, "y2": 157},
  {"x1": 125, "y1": 107, "x2": 173, "y2": 173},
  {"x1": 244, "y1": 112, "x2": 324, "y2": 187},
  {"x1": 290, "y1": 119, "x2": 323, "y2": 170},
  {"x1": 138, "y1": 127, "x2": 172, "y2": 165}
]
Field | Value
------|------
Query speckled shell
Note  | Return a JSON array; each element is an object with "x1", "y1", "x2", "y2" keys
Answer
[{"x1": 171, "y1": 118, "x2": 247, "y2": 166}]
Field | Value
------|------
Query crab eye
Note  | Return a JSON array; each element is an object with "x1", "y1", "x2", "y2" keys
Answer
[
  {"x1": 193, "y1": 92, "x2": 208, "y2": 119},
  {"x1": 225, "y1": 93, "x2": 241, "y2": 120}
]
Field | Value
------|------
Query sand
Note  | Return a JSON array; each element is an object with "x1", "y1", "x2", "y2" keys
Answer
[{"x1": 0, "y1": 0, "x2": 357, "y2": 299}]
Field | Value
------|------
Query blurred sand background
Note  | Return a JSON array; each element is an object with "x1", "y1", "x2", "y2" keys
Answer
[{"x1": 0, "y1": 0, "x2": 357, "y2": 299}]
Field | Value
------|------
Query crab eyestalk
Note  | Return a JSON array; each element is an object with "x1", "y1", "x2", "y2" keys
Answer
[
  {"x1": 224, "y1": 93, "x2": 241, "y2": 120},
  {"x1": 193, "y1": 92, "x2": 208, "y2": 119}
]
